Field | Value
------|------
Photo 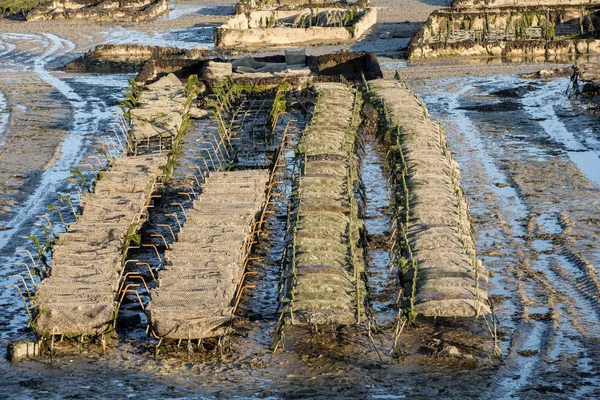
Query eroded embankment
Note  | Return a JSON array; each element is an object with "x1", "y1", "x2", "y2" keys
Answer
[
  {"x1": 279, "y1": 82, "x2": 366, "y2": 327},
  {"x1": 366, "y1": 79, "x2": 490, "y2": 318}
]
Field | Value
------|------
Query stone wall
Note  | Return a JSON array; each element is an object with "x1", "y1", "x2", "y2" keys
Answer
[
  {"x1": 26, "y1": 0, "x2": 168, "y2": 21},
  {"x1": 407, "y1": 5, "x2": 600, "y2": 59}
]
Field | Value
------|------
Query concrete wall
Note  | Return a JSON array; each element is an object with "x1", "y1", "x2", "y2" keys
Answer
[
  {"x1": 216, "y1": 7, "x2": 376, "y2": 48},
  {"x1": 216, "y1": 26, "x2": 352, "y2": 47},
  {"x1": 353, "y1": 7, "x2": 376, "y2": 38}
]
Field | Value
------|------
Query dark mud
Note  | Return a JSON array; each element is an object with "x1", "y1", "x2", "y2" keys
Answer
[
  {"x1": 458, "y1": 100, "x2": 522, "y2": 112},
  {"x1": 490, "y1": 85, "x2": 539, "y2": 98}
]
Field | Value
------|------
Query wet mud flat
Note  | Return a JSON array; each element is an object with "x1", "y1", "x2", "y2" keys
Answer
[
  {"x1": 0, "y1": 81, "x2": 505, "y2": 400},
  {"x1": 0, "y1": 75, "x2": 71, "y2": 219},
  {"x1": 2, "y1": 0, "x2": 600, "y2": 398},
  {"x1": 411, "y1": 74, "x2": 600, "y2": 398},
  {"x1": 0, "y1": 70, "x2": 132, "y2": 243}
]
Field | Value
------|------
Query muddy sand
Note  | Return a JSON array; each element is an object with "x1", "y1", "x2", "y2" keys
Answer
[{"x1": 1, "y1": 0, "x2": 600, "y2": 398}]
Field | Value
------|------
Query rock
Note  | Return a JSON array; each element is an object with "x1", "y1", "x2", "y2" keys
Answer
[
  {"x1": 522, "y1": 67, "x2": 572, "y2": 79},
  {"x1": 445, "y1": 345, "x2": 460, "y2": 357}
]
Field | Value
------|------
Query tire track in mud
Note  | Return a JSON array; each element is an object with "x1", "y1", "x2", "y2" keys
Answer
[
  {"x1": 417, "y1": 77, "x2": 600, "y2": 398},
  {"x1": 428, "y1": 84, "x2": 550, "y2": 399},
  {"x1": 0, "y1": 32, "x2": 131, "y2": 345}
]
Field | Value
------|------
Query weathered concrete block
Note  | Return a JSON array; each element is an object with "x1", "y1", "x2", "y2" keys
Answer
[
  {"x1": 7, "y1": 341, "x2": 41, "y2": 361},
  {"x1": 204, "y1": 61, "x2": 233, "y2": 80}
]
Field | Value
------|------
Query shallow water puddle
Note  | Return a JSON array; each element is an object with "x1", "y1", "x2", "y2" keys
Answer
[
  {"x1": 536, "y1": 212, "x2": 562, "y2": 235},
  {"x1": 360, "y1": 138, "x2": 394, "y2": 322},
  {"x1": 496, "y1": 322, "x2": 545, "y2": 399},
  {"x1": 379, "y1": 61, "x2": 408, "y2": 70},
  {"x1": 521, "y1": 78, "x2": 600, "y2": 186}
]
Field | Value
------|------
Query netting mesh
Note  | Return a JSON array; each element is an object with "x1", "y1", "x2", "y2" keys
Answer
[
  {"x1": 370, "y1": 79, "x2": 490, "y2": 317},
  {"x1": 147, "y1": 169, "x2": 269, "y2": 340},
  {"x1": 283, "y1": 83, "x2": 365, "y2": 326},
  {"x1": 33, "y1": 154, "x2": 167, "y2": 335}
]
